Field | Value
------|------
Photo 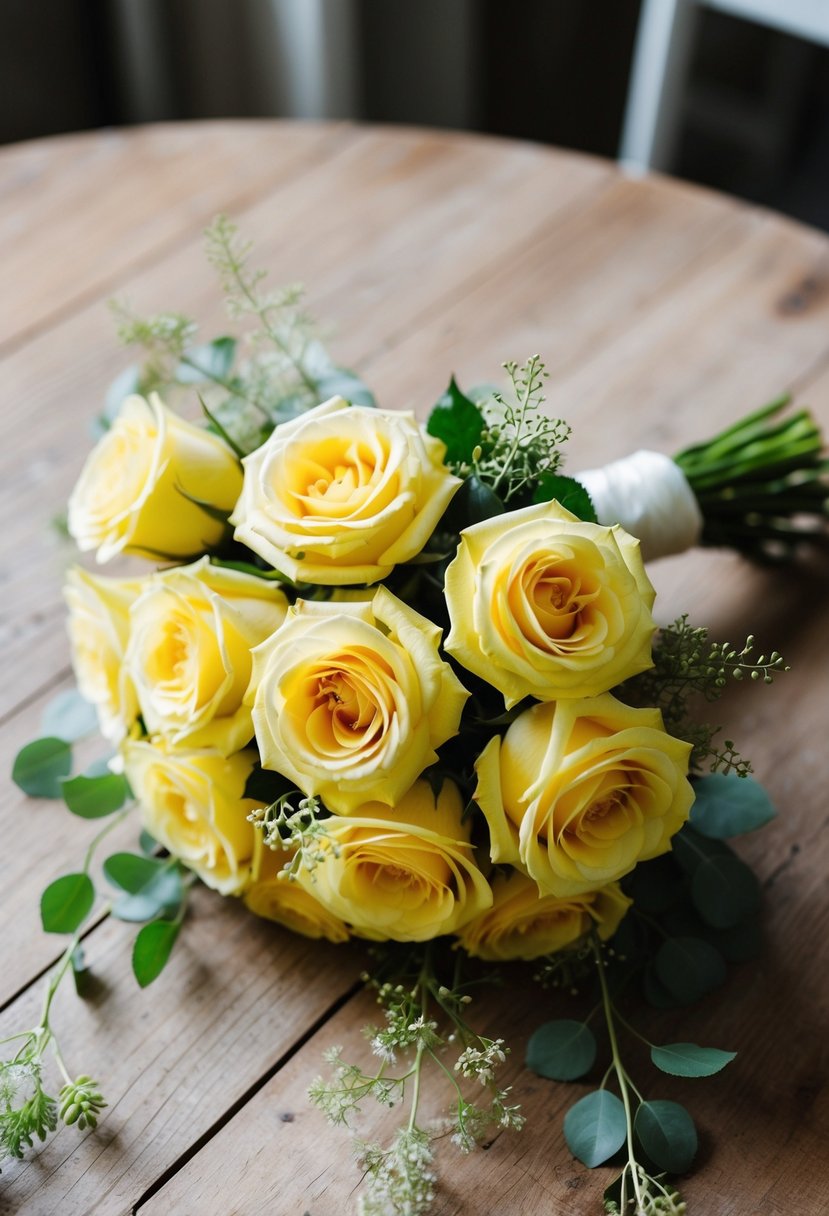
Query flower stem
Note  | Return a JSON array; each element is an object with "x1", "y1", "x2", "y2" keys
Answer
[{"x1": 591, "y1": 935, "x2": 644, "y2": 1212}]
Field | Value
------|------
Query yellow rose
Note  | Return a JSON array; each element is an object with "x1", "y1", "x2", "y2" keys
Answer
[
  {"x1": 458, "y1": 869, "x2": 631, "y2": 961},
  {"x1": 297, "y1": 780, "x2": 492, "y2": 941},
  {"x1": 68, "y1": 393, "x2": 242, "y2": 562},
  {"x1": 243, "y1": 841, "x2": 350, "y2": 943},
  {"x1": 248, "y1": 588, "x2": 468, "y2": 815},
  {"x1": 475, "y1": 693, "x2": 693, "y2": 896},
  {"x1": 230, "y1": 396, "x2": 461, "y2": 585},
  {"x1": 125, "y1": 558, "x2": 287, "y2": 754},
  {"x1": 123, "y1": 742, "x2": 259, "y2": 894},
  {"x1": 64, "y1": 567, "x2": 142, "y2": 743},
  {"x1": 445, "y1": 501, "x2": 656, "y2": 705}
]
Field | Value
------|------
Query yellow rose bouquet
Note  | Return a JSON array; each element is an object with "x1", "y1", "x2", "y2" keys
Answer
[{"x1": 8, "y1": 218, "x2": 822, "y2": 1216}]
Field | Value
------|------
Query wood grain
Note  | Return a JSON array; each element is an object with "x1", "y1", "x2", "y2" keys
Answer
[{"x1": 1, "y1": 122, "x2": 828, "y2": 1216}]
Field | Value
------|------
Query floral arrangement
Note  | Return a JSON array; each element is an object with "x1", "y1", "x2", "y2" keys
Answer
[{"x1": 7, "y1": 218, "x2": 827, "y2": 1215}]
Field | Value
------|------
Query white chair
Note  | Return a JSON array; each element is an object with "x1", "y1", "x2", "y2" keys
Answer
[{"x1": 619, "y1": 0, "x2": 829, "y2": 172}]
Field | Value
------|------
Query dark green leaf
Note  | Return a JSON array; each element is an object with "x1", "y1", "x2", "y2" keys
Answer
[
  {"x1": 132, "y1": 920, "x2": 180, "y2": 988},
  {"x1": 40, "y1": 689, "x2": 98, "y2": 743},
  {"x1": 104, "y1": 853, "x2": 183, "y2": 922},
  {"x1": 244, "y1": 764, "x2": 296, "y2": 804},
  {"x1": 563, "y1": 1090, "x2": 627, "y2": 1167},
  {"x1": 443, "y1": 475, "x2": 505, "y2": 532},
  {"x1": 655, "y1": 936, "x2": 727, "y2": 1004},
  {"x1": 174, "y1": 482, "x2": 232, "y2": 525},
  {"x1": 532, "y1": 473, "x2": 597, "y2": 521},
  {"x1": 427, "y1": 376, "x2": 485, "y2": 466},
  {"x1": 634, "y1": 1100, "x2": 697, "y2": 1173},
  {"x1": 651, "y1": 1042, "x2": 736, "y2": 1078},
  {"x1": 526, "y1": 1019, "x2": 597, "y2": 1081},
  {"x1": 41, "y1": 873, "x2": 94, "y2": 934},
  {"x1": 622, "y1": 855, "x2": 682, "y2": 915},
  {"x1": 691, "y1": 855, "x2": 760, "y2": 928},
  {"x1": 13, "y1": 737, "x2": 72, "y2": 799},
  {"x1": 690, "y1": 773, "x2": 776, "y2": 838},
  {"x1": 706, "y1": 917, "x2": 763, "y2": 962},
  {"x1": 177, "y1": 336, "x2": 237, "y2": 383},
  {"x1": 642, "y1": 965, "x2": 680, "y2": 1010},
  {"x1": 670, "y1": 825, "x2": 731, "y2": 876},
  {"x1": 61, "y1": 773, "x2": 130, "y2": 819}
]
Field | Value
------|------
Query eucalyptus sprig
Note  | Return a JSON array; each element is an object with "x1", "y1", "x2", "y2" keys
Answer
[{"x1": 310, "y1": 946, "x2": 524, "y2": 1216}]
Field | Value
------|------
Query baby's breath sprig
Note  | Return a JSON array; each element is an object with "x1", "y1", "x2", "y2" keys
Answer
[
  {"x1": 247, "y1": 791, "x2": 334, "y2": 878},
  {"x1": 309, "y1": 945, "x2": 524, "y2": 1215},
  {"x1": 469, "y1": 356, "x2": 571, "y2": 503},
  {"x1": 621, "y1": 616, "x2": 788, "y2": 774}
]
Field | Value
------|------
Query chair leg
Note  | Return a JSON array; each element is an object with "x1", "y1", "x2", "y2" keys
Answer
[{"x1": 619, "y1": 0, "x2": 701, "y2": 173}]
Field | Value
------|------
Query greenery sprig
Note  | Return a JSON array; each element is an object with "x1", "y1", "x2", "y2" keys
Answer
[
  {"x1": 622, "y1": 616, "x2": 788, "y2": 775},
  {"x1": 310, "y1": 946, "x2": 524, "y2": 1215},
  {"x1": 247, "y1": 791, "x2": 334, "y2": 877}
]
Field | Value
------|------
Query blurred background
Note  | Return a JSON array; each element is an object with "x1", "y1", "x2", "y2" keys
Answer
[{"x1": 3, "y1": 0, "x2": 829, "y2": 229}]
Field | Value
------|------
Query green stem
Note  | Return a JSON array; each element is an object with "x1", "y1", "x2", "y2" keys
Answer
[
  {"x1": 82, "y1": 807, "x2": 131, "y2": 874},
  {"x1": 592, "y1": 935, "x2": 644, "y2": 1212}
]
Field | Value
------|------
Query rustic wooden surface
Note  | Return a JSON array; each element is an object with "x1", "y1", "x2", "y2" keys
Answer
[{"x1": 1, "y1": 120, "x2": 828, "y2": 1216}]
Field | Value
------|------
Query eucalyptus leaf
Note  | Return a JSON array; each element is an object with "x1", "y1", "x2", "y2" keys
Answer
[
  {"x1": 138, "y1": 829, "x2": 158, "y2": 857},
  {"x1": 690, "y1": 773, "x2": 776, "y2": 838},
  {"x1": 104, "y1": 853, "x2": 183, "y2": 922},
  {"x1": 563, "y1": 1090, "x2": 627, "y2": 1167},
  {"x1": 670, "y1": 825, "x2": 731, "y2": 876},
  {"x1": 40, "y1": 689, "x2": 98, "y2": 743},
  {"x1": 526, "y1": 1019, "x2": 597, "y2": 1081},
  {"x1": 177, "y1": 336, "x2": 237, "y2": 383},
  {"x1": 691, "y1": 855, "x2": 760, "y2": 928},
  {"x1": 634, "y1": 1100, "x2": 698, "y2": 1173},
  {"x1": 132, "y1": 919, "x2": 180, "y2": 988},
  {"x1": 651, "y1": 1042, "x2": 736, "y2": 1078},
  {"x1": 427, "y1": 376, "x2": 484, "y2": 466},
  {"x1": 655, "y1": 936, "x2": 727, "y2": 1004},
  {"x1": 13, "y1": 737, "x2": 72, "y2": 799},
  {"x1": 62, "y1": 772, "x2": 130, "y2": 819},
  {"x1": 41, "y1": 873, "x2": 95, "y2": 934},
  {"x1": 316, "y1": 367, "x2": 377, "y2": 408}
]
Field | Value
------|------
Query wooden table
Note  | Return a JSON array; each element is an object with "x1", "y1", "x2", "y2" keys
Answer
[{"x1": 1, "y1": 120, "x2": 828, "y2": 1216}]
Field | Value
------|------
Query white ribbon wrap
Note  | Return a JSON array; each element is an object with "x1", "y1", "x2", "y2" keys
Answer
[{"x1": 573, "y1": 449, "x2": 703, "y2": 562}]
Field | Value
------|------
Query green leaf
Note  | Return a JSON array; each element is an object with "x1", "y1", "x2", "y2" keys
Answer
[
  {"x1": 643, "y1": 965, "x2": 680, "y2": 1010},
  {"x1": 441, "y1": 475, "x2": 505, "y2": 534},
  {"x1": 316, "y1": 366, "x2": 377, "y2": 408},
  {"x1": 526, "y1": 1019, "x2": 597, "y2": 1081},
  {"x1": 177, "y1": 336, "x2": 237, "y2": 383},
  {"x1": 655, "y1": 936, "x2": 727, "y2": 1004},
  {"x1": 690, "y1": 773, "x2": 776, "y2": 838},
  {"x1": 563, "y1": 1090, "x2": 627, "y2": 1167},
  {"x1": 427, "y1": 376, "x2": 485, "y2": 466},
  {"x1": 71, "y1": 944, "x2": 92, "y2": 998},
  {"x1": 138, "y1": 829, "x2": 158, "y2": 857},
  {"x1": 198, "y1": 394, "x2": 246, "y2": 459},
  {"x1": 61, "y1": 773, "x2": 130, "y2": 819},
  {"x1": 532, "y1": 473, "x2": 597, "y2": 521},
  {"x1": 104, "y1": 853, "x2": 183, "y2": 923},
  {"x1": 41, "y1": 873, "x2": 95, "y2": 934},
  {"x1": 634, "y1": 1100, "x2": 698, "y2": 1173},
  {"x1": 691, "y1": 855, "x2": 760, "y2": 929},
  {"x1": 706, "y1": 917, "x2": 763, "y2": 963},
  {"x1": 40, "y1": 689, "x2": 98, "y2": 743},
  {"x1": 670, "y1": 825, "x2": 731, "y2": 876},
  {"x1": 13, "y1": 737, "x2": 72, "y2": 799},
  {"x1": 651, "y1": 1042, "x2": 736, "y2": 1078},
  {"x1": 621, "y1": 855, "x2": 682, "y2": 915},
  {"x1": 132, "y1": 920, "x2": 180, "y2": 988}
]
